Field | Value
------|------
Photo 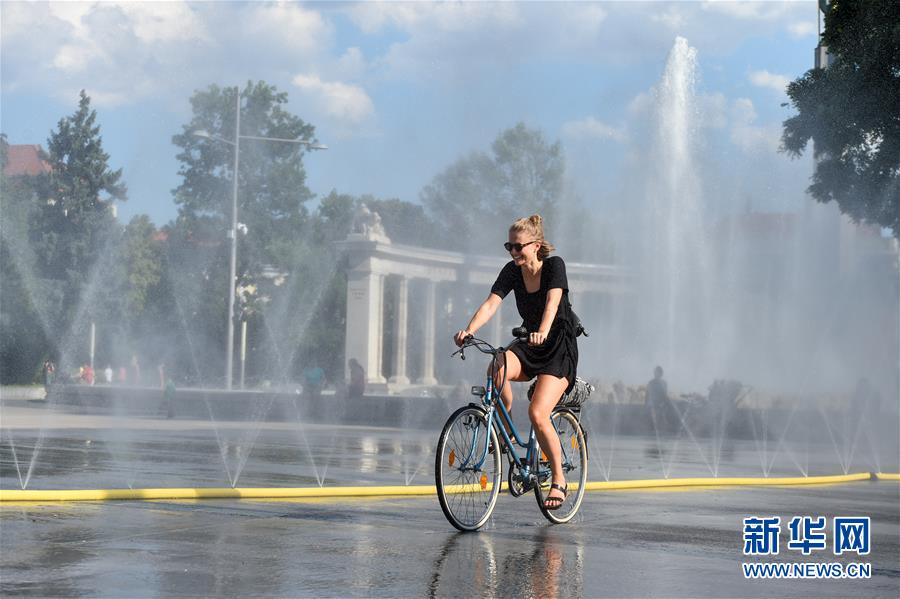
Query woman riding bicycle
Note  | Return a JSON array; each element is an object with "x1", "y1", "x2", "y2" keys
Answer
[{"x1": 454, "y1": 214, "x2": 579, "y2": 511}]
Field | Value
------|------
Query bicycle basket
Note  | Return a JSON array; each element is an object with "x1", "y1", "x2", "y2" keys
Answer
[{"x1": 527, "y1": 377, "x2": 594, "y2": 411}]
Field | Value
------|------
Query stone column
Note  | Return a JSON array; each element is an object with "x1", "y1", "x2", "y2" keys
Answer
[
  {"x1": 389, "y1": 276, "x2": 410, "y2": 385},
  {"x1": 345, "y1": 270, "x2": 387, "y2": 385},
  {"x1": 418, "y1": 280, "x2": 438, "y2": 385},
  {"x1": 371, "y1": 273, "x2": 387, "y2": 384}
]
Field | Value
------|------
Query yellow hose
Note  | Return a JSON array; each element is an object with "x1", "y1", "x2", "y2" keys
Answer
[
  {"x1": 2, "y1": 471, "x2": 892, "y2": 503},
  {"x1": 0, "y1": 485, "x2": 434, "y2": 503},
  {"x1": 582, "y1": 472, "x2": 873, "y2": 491}
]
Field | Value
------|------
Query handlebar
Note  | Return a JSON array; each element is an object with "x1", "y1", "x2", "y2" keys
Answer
[
  {"x1": 451, "y1": 328, "x2": 527, "y2": 360},
  {"x1": 450, "y1": 328, "x2": 529, "y2": 405}
]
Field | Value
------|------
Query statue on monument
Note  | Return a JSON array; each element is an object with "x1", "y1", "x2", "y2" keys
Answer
[{"x1": 350, "y1": 204, "x2": 390, "y2": 243}]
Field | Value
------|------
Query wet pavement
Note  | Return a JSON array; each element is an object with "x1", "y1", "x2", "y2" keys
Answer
[
  {"x1": 2, "y1": 403, "x2": 899, "y2": 597},
  {"x1": 2, "y1": 483, "x2": 898, "y2": 597},
  {"x1": 3, "y1": 401, "x2": 896, "y2": 491}
]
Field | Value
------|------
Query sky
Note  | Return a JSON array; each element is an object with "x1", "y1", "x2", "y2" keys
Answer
[{"x1": 1, "y1": 0, "x2": 822, "y2": 226}]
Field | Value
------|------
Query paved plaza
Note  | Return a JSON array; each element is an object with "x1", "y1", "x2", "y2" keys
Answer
[
  {"x1": 1, "y1": 403, "x2": 898, "y2": 597},
  {"x1": 1, "y1": 483, "x2": 898, "y2": 598}
]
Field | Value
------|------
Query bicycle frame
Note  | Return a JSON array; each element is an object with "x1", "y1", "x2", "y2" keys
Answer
[
  {"x1": 439, "y1": 331, "x2": 588, "y2": 530},
  {"x1": 485, "y1": 375, "x2": 540, "y2": 474},
  {"x1": 452, "y1": 334, "x2": 579, "y2": 490},
  {"x1": 462, "y1": 344, "x2": 542, "y2": 484}
]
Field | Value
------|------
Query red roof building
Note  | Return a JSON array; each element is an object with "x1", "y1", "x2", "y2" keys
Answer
[{"x1": 3, "y1": 144, "x2": 52, "y2": 177}]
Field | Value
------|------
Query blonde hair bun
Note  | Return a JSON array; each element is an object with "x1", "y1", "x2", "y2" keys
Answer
[{"x1": 510, "y1": 214, "x2": 555, "y2": 259}]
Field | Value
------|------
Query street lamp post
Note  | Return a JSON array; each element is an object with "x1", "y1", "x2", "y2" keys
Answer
[
  {"x1": 227, "y1": 90, "x2": 240, "y2": 392},
  {"x1": 194, "y1": 86, "x2": 327, "y2": 390}
]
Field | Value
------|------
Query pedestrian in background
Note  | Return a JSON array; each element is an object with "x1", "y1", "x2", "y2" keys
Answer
[
  {"x1": 42, "y1": 360, "x2": 55, "y2": 394},
  {"x1": 348, "y1": 358, "x2": 365, "y2": 399}
]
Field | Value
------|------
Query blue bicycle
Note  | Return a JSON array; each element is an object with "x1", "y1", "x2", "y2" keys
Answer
[{"x1": 435, "y1": 328, "x2": 591, "y2": 531}]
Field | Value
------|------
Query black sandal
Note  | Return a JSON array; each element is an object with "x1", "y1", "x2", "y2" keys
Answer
[{"x1": 544, "y1": 483, "x2": 568, "y2": 511}]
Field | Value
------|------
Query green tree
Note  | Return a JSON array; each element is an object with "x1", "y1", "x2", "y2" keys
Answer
[
  {"x1": 310, "y1": 190, "x2": 438, "y2": 250},
  {"x1": 120, "y1": 215, "x2": 164, "y2": 319},
  {"x1": 311, "y1": 190, "x2": 357, "y2": 248},
  {"x1": 781, "y1": 1, "x2": 900, "y2": 234},
  {"x1": 172, "y1": 81, "x2": 319, "y2": 270},
  {"x1": 1, "y1": 93, "x2": 124, "y2": 379},
  {"x1": 33, "y1": 90, "x2": 126, "y2": 282},
  {"x1": 27, "y1": 90, "x2": 126, "y2": 357},
  {"x1": 491, "y1": 123, "x2": 564, "y2": 220},
  {"x1": 159, "y1": 217, "x2": 230, "y2": 385},
  {"x1": 0, "y1": 137, "x2": 52, "y2": 382},
  {"x1": 421, "y1": 122, "x2": 564, "y2": 252},
  {"x1": 421, "y1": 152, "x2": 497, "y2": 246},
  {"x1": 279, "y1": 191, "x2": 439, "y2": 381},
  {"x1": 360, "y1": 195, "x2": 434, "y2": 247},
  {"x1": 170, "y1": 81, "x2": 322, "y2": 385}
]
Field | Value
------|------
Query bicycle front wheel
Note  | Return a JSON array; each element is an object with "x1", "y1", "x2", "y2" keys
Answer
[
  {"x1": 435, "y1": 405, "x2": 502, "y2": 531},
  {"x1": 536, "y1": 409, "x2": 588, "y2": 524}
]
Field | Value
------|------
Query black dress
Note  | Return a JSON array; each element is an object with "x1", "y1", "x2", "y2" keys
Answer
[{"x1": 490, "y1": 255, "x2": 579, "y2": 393}]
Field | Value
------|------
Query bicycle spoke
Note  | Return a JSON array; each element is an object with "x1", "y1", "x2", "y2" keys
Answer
[
  {"x1": 436, "y1": 406, "x2": 502, "y2": 531},
  {"x1": 536, "y1": 410, "x2": 588, "y2": 524}
]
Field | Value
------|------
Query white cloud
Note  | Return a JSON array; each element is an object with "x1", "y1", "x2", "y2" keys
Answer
[
  {"x1": 246, "y1": 2, "x2": 331, "y2": 53},
  {"x1": 292, "y1": 74, "x2": 374, "y2": 126},
  {"x1": 701, "y1": 0, "x2": 794, "y2": 21},
  {"x1": 347, "y1": 2, "x2": 535, "y2": 79},
  {"x1": 698, "y1": 92, "x2": 728, "y2": 129},
  {"x1": 748, "y1": 69, "x2": 790, "y2": 95},
  {"x1": 336, "y1": 47, "x2": 368, "y2": 80},
  {"x1": 627, "y1": 84, "x2": 778, "y2": 155},
  {"x1": 788, "y1": 20, "x2": 817, "y2": 38},
  {"x1": 52, "y1": 43, "x2": 98, "y2": 72},
  {"x1": 345, "y1": 2, "x2": 426, "y2": 33},
  {"x1": 558, "y1": 4, "x2": 608, "y2": 43},
  {"x1": 45, "y1": 2, "x2": 94, "y2": 30},
  {"x1": 81, "y1": 88, "x2": 130, "y2": 108},
  {"x1": 729, "y1": 98, "x2": 781, "y2": 152},
  {"x1": 627, "y1": 91, "x2": 653, "y2": 116},
  {"x1": 732, "y1": 97, "x2": 758, "y2": 123},
  {"x1": 2, "y1": 1, "x2": 213, "y2": 106},
  {"x1": 346, "y1": 1, "x2": 521, "y2": 35},
  {"x1": 651, "y1": 6, "x2": 687, "y2": 30},
  {"x1": 562, "y1": 117, "x2": 627, "y2": 143},
  {"x1": 39, "y1": 1, "x2": 208, "y2": 46},
  {"x1": 117, "y1": 2, "x2": 209, "y2": 43},
  {"x1": 352, "y1": 1, "x2": 813, "y2": 86}
]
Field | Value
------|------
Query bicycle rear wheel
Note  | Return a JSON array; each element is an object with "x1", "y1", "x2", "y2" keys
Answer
[
  {"x1": 435, "y1": 405, "x2": 502, "y2": 531},
  {"x1": 535, "y1": 409, "x2": 588, "y2": 524}
]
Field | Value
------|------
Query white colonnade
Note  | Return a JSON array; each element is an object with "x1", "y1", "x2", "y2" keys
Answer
[{"x1": 337, "y1": 220, "x2": 634, "y2": 390}]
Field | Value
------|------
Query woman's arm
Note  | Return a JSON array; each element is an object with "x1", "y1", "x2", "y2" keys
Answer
[
  {"x1": 531, "y1": 288, "x2": 563, "y2": 346},
  {"x1": 454, "y1": 293, "x2": 503, "y2": 346}
]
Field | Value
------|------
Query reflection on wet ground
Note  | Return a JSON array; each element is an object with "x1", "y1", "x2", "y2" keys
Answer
[
  {"x1": 2, "y1": 484, "x2": 898, "y2": 597},
  {"x1": 2, "y1": 404, "x2": 899, "y2": 597},
  {"x1": 0, "y1": 426, "x2": 438, "y2": 490},
  {"x1": 1, "y1": 406, "x2": 439, "y2": 489},
  {"x1": 2, "y1": 403, "x2": 896, "y2": 491},
  {"x1": 427, "y1": 525, "x2": 586, "y2": 599}
]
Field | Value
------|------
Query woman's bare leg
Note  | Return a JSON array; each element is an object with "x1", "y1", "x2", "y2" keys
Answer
[
  {"x1": 529, "y1": 374, "x2": 569, "y2": 505},
  {"x1": 488, "y1": 350, "x2": 526, "y2": 413},
  {"x1": 488, "y1": 351, "x2": 527, "y2": 442}
]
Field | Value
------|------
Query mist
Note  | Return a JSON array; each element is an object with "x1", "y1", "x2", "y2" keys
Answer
[{"x1": 1, "y1": 21, "x2": 897, "y2": 496}]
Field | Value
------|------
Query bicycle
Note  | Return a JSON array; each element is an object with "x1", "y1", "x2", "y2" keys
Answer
[{"x1": 435, "y1": 327, "x2": 592, "y2": 531}]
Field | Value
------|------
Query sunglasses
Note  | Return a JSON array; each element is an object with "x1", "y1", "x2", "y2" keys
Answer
[{"x1": 504, "y1": 240, "x2": 539, "y2": 253}]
